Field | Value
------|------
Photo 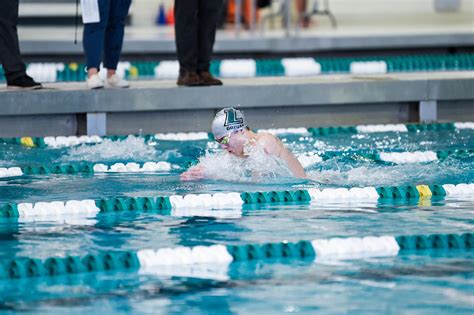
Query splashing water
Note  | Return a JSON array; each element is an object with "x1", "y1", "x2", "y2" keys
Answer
[
  {"x1": 0, "y1": 159, "x2": 9, "y2": 167},
  {"x1": 157, "y1": 148, "x2": 182, "y2": 161},
  {"x1": 312, "y1": 139, "x2": 332, "y2": 151},
  {"x1": 308, "y1": 160, "x2": 468, "y2": 187},
  {"x1": 60, "y1": 136, "x2": 157, "y2": 162},
  {"x1": 197, "y1": 146, "x2": 294, "y2": 183}
]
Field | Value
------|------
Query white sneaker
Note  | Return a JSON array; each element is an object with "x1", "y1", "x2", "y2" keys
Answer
[
  {"x1": 86, "y1": 74, "x2": 105, "y2": 89},
  {"x1": 106, "y1": 74, "x2": 130, "y2": 89}
]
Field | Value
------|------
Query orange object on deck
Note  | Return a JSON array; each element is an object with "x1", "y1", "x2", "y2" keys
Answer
[
  {"x1": 227, "y1": 0, "x2": 259, "y2": 26},
  {"x1": 167, "y1": 6, "x2": 175, "y2": 25}
]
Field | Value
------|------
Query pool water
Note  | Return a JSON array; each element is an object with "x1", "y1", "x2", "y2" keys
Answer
[{"x1": 0, "y1": 128, "x2": 473, "y2": 314}]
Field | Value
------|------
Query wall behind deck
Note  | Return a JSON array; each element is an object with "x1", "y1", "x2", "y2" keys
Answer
[{"x1": 131, "y1": 0, "x2": 474, "y2": 28}]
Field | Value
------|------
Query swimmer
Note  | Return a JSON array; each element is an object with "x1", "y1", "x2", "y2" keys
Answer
[{"x1": 181, "y1": 107, "x2": 307, "y2": 181}]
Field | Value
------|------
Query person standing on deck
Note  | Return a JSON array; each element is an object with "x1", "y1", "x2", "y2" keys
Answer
[
  {"x1": 83, "y1": 0, "x2": 132, "y2": 89},
  {"x1": 0, "y1": 0, "x2": 42, "y2": 90},
  {"x1": 174, "y1": 0, "x2": 224, "y2": 87}
]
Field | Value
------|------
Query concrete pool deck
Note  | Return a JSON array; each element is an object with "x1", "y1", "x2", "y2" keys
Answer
[{"x1": 0, "y1": 71, "x2": 473, "y2": 137}]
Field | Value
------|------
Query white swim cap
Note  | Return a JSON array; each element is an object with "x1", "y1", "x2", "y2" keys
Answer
[{"x1": 211, "y1": 107, "x2": 248, "y2": 139}]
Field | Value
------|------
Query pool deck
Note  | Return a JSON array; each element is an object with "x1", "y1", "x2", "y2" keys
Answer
[
  {"x1": 0, "y1": 71, "x2": 473, "y2": 137},
  {"x1": 17, "y1": 25, "x2": 474, "y2": 57}
]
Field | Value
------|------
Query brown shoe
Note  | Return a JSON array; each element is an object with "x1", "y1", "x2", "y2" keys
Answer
[
  {"x1": 177, "y1": 71, "x2": 201, "y2": 87},
  {"x1": 198, "y1": 71, "x2": 223, "y2": 86}
]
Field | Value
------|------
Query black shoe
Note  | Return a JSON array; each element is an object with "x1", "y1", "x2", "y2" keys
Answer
[
  {"x1": 7, "y1": 75, "x2": 42, "y2": 90},
  {"x1": 177, "y1": 70, "x2": 201, "y2": 87}
]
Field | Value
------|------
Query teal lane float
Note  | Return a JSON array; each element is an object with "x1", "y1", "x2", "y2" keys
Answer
[
  {"x1": 0, "y1": 233, "x2": 471, "y2": 279},
  {"x1": 2, "y1": 148, "x2": 472, "y2": 179},
  {"x1": 0, "y1": 133, "x2": 212, "y2": 149},
  {"x1": 313, "y1": 149, "x2": 473, "y2": 165},
  {"x1": 1, "y1": 183, "x2": 473, "y2": 219},
  {"x1": 0, "y1": 161, "x2": 174, "y2": 178},
  {"x1": 2, "y1": 53, "x2": 473, "y2": 83},
  {"x1": 2, "y1": 122, "x2": 473, "y2": 149}
]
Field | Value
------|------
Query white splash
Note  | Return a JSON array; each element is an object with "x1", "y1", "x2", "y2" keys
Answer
[
  {"x1": 197, "y1": 146, "x2": 294, "y2": 182},
  {"x1": 308, "y1": 162, "x2": 465, "y2": 187},
  {"x1": 157, "y1": 149, "x2": 182, "y2": 161},
  {"x1": 60, "y1": 136, "x2": 157, "y2": 162},
  {"x1": 312, "y1": 140, "x2": 333, "y2": 150}
]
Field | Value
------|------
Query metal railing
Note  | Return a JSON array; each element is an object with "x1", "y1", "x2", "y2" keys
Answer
[{"x1": 234, "y1": 0, "x2": 337, "y2": 37}]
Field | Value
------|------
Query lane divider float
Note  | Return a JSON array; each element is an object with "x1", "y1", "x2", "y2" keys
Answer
[
  {"x1": 297, "y1": 149, "x2": 473, "y2": 168},
  {"x1": 1, "y1": 183, "x2": 473, "y2": 219},
  {"x1": 350, "y1": 61, "x2": 387, "y2": 74},
  {"x1": 0, "y1": 167, "x2": 23, "y2": 178},
  {"x1": 261, "y1": 122, "x2": 472, "y2": 136},
  {"x1": 258, "y1": 128, "x2": 310, "y2": 135},
  {"x1": 2, "y1": 148, "x2": 472, "y2": 179},
  {"x1": 219, "y1": 59, "x2": 257, "y2": 78},
  {"x1": 154, "y1": 132, "x2": 210, "y2": 141},
  {"x1": 0, "y1": 233, "x2": 471, "y2": 279},
  {"x1": 92, "y1": 161, "x2": 172, "y2": 173},
  {"x1": 282, "y1": 58, "x2": 321, "y2": 77},
  {"x1": 377, "y1": 151, "x2": 439, "y2": 164},
  {"x1": 0, "y1": 161, "x2": 174, "y2": 178},
  {"x1": 2, "y1": 122, "x2": 473, "y2": 149},
  {"x1": 3, "y1": 53, "x2": 472, "y2": 84}
]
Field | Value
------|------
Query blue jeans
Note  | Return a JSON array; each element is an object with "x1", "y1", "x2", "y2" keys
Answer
[{"x1": 83, "y1": 0, "x2": 131, "y2": 70}]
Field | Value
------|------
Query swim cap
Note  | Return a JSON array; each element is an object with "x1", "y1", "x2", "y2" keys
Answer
[{"x1": 211, "y1": 107, "x2": 248, "y2": 139}]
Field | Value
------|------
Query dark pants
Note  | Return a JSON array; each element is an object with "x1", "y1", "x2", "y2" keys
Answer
[
  {"x1": 0, "y1": 0, "x2": 27, "y2": 82},
  {"x1": 174, "y1": 0, "x2": 223, "y2": 73},
  {"x1": 83, "y1": 0, "x2": 131, "y2": 70}
]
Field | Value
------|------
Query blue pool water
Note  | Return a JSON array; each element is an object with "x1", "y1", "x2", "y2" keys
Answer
[{"x1": 0, "y1": 128, "x2": 473, "y2": 314}]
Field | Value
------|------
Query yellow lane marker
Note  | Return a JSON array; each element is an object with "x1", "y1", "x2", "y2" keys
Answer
[
  {"x1": 69, "y1": 63, "x2": 79, "y2": 71},
  {"x1": 416, "y1": 185, "x2": 432, "y2": 197},
  {"x1": 20, "y1": 137, "x2": 35, "y2": 147},
  {"x1": 129, "y1": 66, "x2": 139, "y2": 79}
]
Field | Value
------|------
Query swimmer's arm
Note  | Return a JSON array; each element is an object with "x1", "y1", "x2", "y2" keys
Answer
[
  {"x1": 282, "y1": 154, "x2": 308, "y2": 179},
  {"x1": 260, "y1": 135, "x2": 308, "y2": 179},
  {"x1": 180, "y1": 164, "x2": 205, "y2": 181}
]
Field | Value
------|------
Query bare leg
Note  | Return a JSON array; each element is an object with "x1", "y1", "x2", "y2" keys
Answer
[
  {"x1": 107, "y1": 69, "x2": 116, "y2": 79},
  {"x1": 87, "y1": 67, "x2": 99, "y2": 78}
]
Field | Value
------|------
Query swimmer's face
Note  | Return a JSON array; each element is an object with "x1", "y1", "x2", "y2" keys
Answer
[{"x1": 219, "y1": 131, "x2": 246, "y2": 156}]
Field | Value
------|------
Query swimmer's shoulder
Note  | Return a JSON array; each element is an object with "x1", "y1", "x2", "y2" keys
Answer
[
  {"x1": 256, "y1": 132, "x2": 282, "y2": 154},
  {"x1": 256, "y1": 132, "x2": 278, "y2": 144}
]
